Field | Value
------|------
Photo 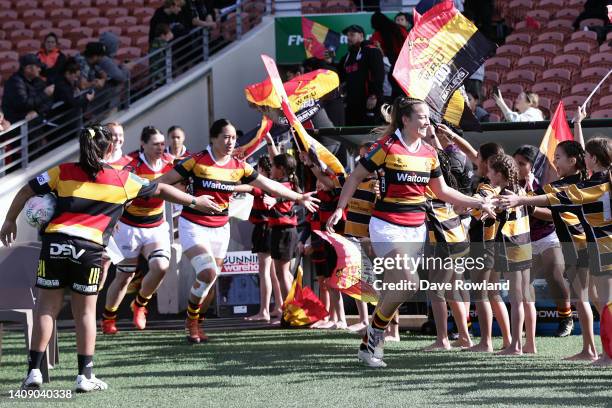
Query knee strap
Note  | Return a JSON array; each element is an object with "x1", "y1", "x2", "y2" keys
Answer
[
  {"x1": 148, "y1": 249, "x2": 171, "y2": 265},
  {"x1": 116, "y1": 264, "x2": 138, "y2": 274},
  {"x1": 190, "y1": 253, "x2": 218, "y2": 275}
]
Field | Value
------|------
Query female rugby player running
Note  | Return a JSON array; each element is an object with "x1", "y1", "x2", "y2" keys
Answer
[
  {"x1": 1, "y1": 125, "x2": 223, "y2": 392},
  {"x1": 155, "y1": 119, "x2": 319, "y2": 343},
  {"x1": 327, "y1": 97, "x2": 496, "y2": 368}
]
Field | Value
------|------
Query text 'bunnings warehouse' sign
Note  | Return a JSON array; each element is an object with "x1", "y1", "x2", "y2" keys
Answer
[{"x1": 275, "y1": 13, "x2": 394, "y2": 64}]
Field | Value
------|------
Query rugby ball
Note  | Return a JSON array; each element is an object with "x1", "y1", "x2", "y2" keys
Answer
[{"x1": 24, "y1": 193, "x2": 56, "y2": 229}]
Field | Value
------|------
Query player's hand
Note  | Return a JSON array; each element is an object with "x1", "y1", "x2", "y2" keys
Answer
[
  {"x1": 194, "y1": 195, "x2": 223, "y2": 214},
  {"x1": 573, "y1": 105, "x2": 587, "y2": 123},
  {"x1": 262, "y1": 194, "x2": 276, "y2": 209},
  {"x1": 479, "y1": 197, "x2": 497, "y2": 220},
  {"x1": 366, "y1": 95, "x2": 377, "y2": 110},
  {"x1": 0, "y1": 219, "x2": 17, "y2": 247},
  {"x1": 298, "y1": 191, "x2": 319, "y2": 213},
  {"x1": 497, "y1": 192, "x2": 522, "y2": 209},
  {"x1": 326, "y1": 208, "x2": 343, "y2": 233}
]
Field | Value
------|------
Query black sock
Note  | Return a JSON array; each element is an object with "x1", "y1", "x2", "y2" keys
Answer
[
  {"x1": 28, "y1": 350, "x2": 45, "y2": 373},
  {"x1": 77, "y1": 354, "x2": 93, "y2": 379}
]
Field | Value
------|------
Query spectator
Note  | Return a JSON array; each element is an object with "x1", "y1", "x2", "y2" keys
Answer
[
  {"x1": 53, "y1": 57, "x2": 94, "y2": 138},
  {"x1": 493, "y1": 89, "x2": 544, "y2": 122},
  {"x1": 149, "y1": 24, "x2": 174, "y2": 88},
  {"x1": 370, "y1": 11, "x2": 409, "y2": 99},
  {"x1": 0, "y1": 111, "x2": 11, "y2": 132},
  {"x1": 466, "y1": 63, "x2": 484, "y2": 102},
  {"x1": 75, "y1": 42, "x2": 107, "y2": 92},
  {"x1": 149, "y1": 0, "x2": 187, "y2": 44},
  {"x1": 98, "y1": 32, "x2": 129, "y2": 85},
  {"x1": 1, "y1": 54, "x2": 54, "y2": 123},
  {"x1": 166, "y1": 125, "x2": 190, "y2": 160},
  {"x1": 37, "y1": 33, "x2": 67, "y2": 83},
  {"x1": 467, "y1": 89, "x2": 490, "y2": 123},
  {"x1": 573, "y1": 0, "x2": 610, "y2": 30},
  {"x1": 394, "y1": 12, "x2": 413, "y2": 31},
  {"x1": 182, "y1": 0, "x2": 217, "y2": 30},
  {"x1": 338, "y1": 25, "x2": 385, "y2": 126}
]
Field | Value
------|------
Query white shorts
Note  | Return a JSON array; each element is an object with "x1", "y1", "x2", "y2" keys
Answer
[
  {"x1": 531, "y1": 231, "x2": 561, "y2": 256},
  {"x1": 369, "y1": 216, "x2": 427, "y2": 259},
  {"x1": 113, "y1": 221, "x2": 171, "y2": 260},
  {"x1": 178, "y1": 217, "x2": 230, "y2": 259}
]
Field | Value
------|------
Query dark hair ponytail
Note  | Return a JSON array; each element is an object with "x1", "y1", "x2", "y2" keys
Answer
[
  {"x1": 257, "y1": 155, "x2": 272, "y2": 174},
  {"x1": 210, "y1": 118, "x2": 233, "y2": 139},
  {"x1": 273, "y1": 153, "x2": 301, "y2": 193},
  {"x1": 489, "y1": 154, "x2": 521, "y2": 193},
  {"x1": 557, "y1": 140, "x2": 587, "y2": 180},
  {"x1": 479, "y1": 142, "x2": 504, "y2": 162},
  {"x1": 79, "y1": 125, "x2": 112, "y2": 179},
  {"x1": 513, "y1": 144, "x2": 539, "y2": 166},
  {"x1": 585, "y1": 137, "x2": 612, "y2": 169}
]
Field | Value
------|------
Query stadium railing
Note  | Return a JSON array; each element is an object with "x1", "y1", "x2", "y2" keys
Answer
[{"x1": 0, "y1": 0, "x2": 271, "y2": 177}]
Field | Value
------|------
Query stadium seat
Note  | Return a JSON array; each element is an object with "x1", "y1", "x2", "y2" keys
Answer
[
  {"x1": 49, "y1": 9, "x2": 74, "y2": 23},
  {"x1": 590, "y1": 109, "x2": 612, "y2": 119},
  {"x1": 570, "y1": 82, "x2": 597, "y2": 96},
  {"x1": 505, "y1": 69, "x2": 536, "y2": 88},
  {"x1": 10, "y1": 29, "x2": 35, "y2": 42},
  {"x1": 0, "y1": 0, "x2": 10, "y2": 7},
  {"x1": 566, "y1": 0, "x2": 585, "y2": 6},
  {"x1": 123, "y1": 0, "x2": 145, "y2": 9},
  {"x1": 528, "y1": 43, "x2": 558, "y2": 60},
  {"x1": 600, "y1": 42, "x2": 612, "y2": 53},
  {"x1": 483, "y1": 71, "x2": 501, "y2": 94},
  {"x1": 38, "y1": 28, "x2": 64, "y2": 39},
  {"x1": 539, "y1": 0, "x2": 565, "y2": 10},
  {"x1": 496, "y1": 44, "x2": 523, "y2": 58},
  {"x1": 41, "y1": 0, "x2": 64, "y2": 7},
  {"x1": 505, "y1": 33, "x2": 531, "y2": 47},
  {"x1": 2, "y1": 20, "x2": 25, "y2": 31},
  {"x1": 133, "y1": 7, "x2": 155, "y2": 23},
  {"x1": 0, "y1": 40, "x2": 12, "y2": 51},
  {"x1": 536, "y1": 31, "x2": 565, "y2": 44},
  {"x1": 484, "y1": 56, "x2": 512, "y2": 71},
  {"x1": 58, "y1": 20, "x2": 81, "y2": 31},
  {"x1": 516, "y1": 56, "x2": 546, "y2": 71},
  {"x1": 117, "y1": 36, "x2": 133, "y2": 47},
  {"x1": 22, "y1": 10, "x2": 46, "y2": 24},
  {"x1": 87, "y1": 17, "x2": 110, "y2": 27},
  {"x1": 0, "y1": 51, "x2": 18, "y2": 62},
  {"x1": 77, "y1": 8, "x2": 101, "y2": 21},
  {"x1": 105, "y1": 7, "x2": 129, "y2": 19},
  {"x1": 561, "y1": 95, "x2": 587, "y2": 111},
  {"x1": 499, "y1": 83, "x2": 524, "y2": 99},
  {"x1": 550, "y1": 54, "x2": 581, "y2": 72},
  {"x1": 116, "y1": 46, "x2": 142, "y2": 61},
  {"x1": 580, "y1": 67, "x2": 609, "y2": 82},
  {"x1": 579, "y1": 18, "x2": 605, "y2": 30},
  {"x1": 488, "y1": 113, "x2": 501, "y2": 122},
  {"x1": 69, "y1": 0, "x2": 92, "y2": 7},
  {"x1": 115, "y1": 16, "x2": 139, "y2": 27},
  {"x1": 506, "y1": 0, "x2": 533, "y2": 25},
  {"x1": 16, "y1": 39, "x2": 40, "y2": 54},
  {"x1": 546, "y1": 19, "x2": 573, "y2": 34},
  {"x1": 554, "y1": 8, "x2": 579, "y2": 20},
  {"x1": 58, "y1": 38, "x2": 72, "y2": 49},
  {"x1": 97, "y1": 0, "x2": 120, "y2": 5},
  {"x1": 597, "y1": 95, "x2": 612, "y2": 109},
  {"x1": 526, "y1": 9, "x2": 551, "y2": 22},
  {"x1": 532, "y1": 82, "x2": 562, "y2": 99},
  {"x1": 31, "y1": 20, "x2": 54, "y2": 32},
  {"x1": 134, "y1": 35, "x2": 149, "y2": 50},
  {"x1": 588, "y1": 52, "x2": 612, "y2": 69},
  {"x1": 15, "y1": 0, "x2": 38, "y2": 14},
  {"x1": 96, "y1": 26, "x2": 123, "y2": 37},
  {"x1": 76, "y1": 37, "x2": 98, "y2": 49},
  {"x1": 513, "y1": 20, "x2": 540, "y2": 33},
  {"x1": 66, "y1": 27, "x2": 94, "y2": 44},
  {"x1": 542, "y1": 68, "x2": 572, "y2": 91}
]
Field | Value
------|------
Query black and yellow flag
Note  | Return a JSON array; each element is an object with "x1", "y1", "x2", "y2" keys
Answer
[{"x1": 392, "y1": 0, "x2": 495, "y2": 130}]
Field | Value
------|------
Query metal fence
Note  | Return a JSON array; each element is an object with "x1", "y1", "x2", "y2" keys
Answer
[{"x1": 0, "y1": 0, "x2": 270, "y2": 177}]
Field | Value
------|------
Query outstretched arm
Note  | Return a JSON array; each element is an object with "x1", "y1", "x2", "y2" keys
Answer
[{"x1": 0, "y1": 184, "x2": 36, "y2": 246}]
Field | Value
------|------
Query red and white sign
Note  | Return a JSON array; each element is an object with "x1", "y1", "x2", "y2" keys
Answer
[{"x1": 221, "y1": 251, "x2": 259, "y2": 274}]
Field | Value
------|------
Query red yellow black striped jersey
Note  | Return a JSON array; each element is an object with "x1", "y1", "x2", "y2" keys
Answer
[
  {"x1": 28, "y1": 163, "x2": 157, "y2": 246},
  {"x1": 344, "y1": 177, "x2": 377, "y2": 238},
  {"x1": 359, "y1": 130, "x2": 441, "y2": 227},
  {"x1": 107, "y1": 151, "x2": 133, "y2": 170},
  {"x1": 545, "y1": 171, "x2": 612, "y2": 273},
  {"x1": 175, "y1": 147, "x2": 258, "y2": 227},
  {"x1": 120, "y1": 153, "x2": 174, "y2": 228},
  {"x1": 537, "y1": 174, "x2": 588, "y2": 266},
  {"x1": 316, "y1": 174, "x2": 344, "y2": 226},
  {"x1": 268, "y1": 180, "x2": 298, "y2": 227},
  {"x1": 494, "y1": 188, "x2": 532, "y2": 272},
  {"x1": 425, "y1": 188, "x2": 469, "y2": 257},
  {"x1": 249, "y1": 187, "x2": 269, "y2": 224},
  {"x1": 521, "y1": 178, "x2": 555, "y2": 242}
]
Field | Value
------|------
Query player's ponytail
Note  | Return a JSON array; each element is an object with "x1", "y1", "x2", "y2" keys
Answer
[
  {"x1": 79, "y1": 125, "x2": 113, "y2": 180},
  {"x1": 273, "y1": 153, "x2": 302, "y2": 193}
]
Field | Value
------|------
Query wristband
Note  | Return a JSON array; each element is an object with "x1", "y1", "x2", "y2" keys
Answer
[{"x1": 188, "y1": 197, "x2": 197, "y2": 209}]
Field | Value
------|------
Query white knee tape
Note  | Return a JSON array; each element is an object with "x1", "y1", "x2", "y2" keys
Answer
[
  {"x1": 190, "y1": 253, "x2": 218, "y2": 275},
  {"x1": 191, "y1": 278, "x2": 211, "y2": 298}
]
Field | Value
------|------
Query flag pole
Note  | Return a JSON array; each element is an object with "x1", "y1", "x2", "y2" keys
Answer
[{"x1": 581, "y1": 68, "x2": 612, "y2": 110}]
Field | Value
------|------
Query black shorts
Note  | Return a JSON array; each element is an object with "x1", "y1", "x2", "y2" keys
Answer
[
  {"x1": 36, "y1": 234, "x2": 104, "y2": 295},
  {"x1": 270, "y1": 227, "x2": 298, "y2": 261},
  {"x1": 251, "y1": 223, "x2": 271, "y2": 254}
]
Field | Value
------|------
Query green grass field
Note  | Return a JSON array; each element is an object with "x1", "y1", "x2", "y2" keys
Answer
[{"x1": 1, "y1": 328, "x2": 611, "y2": 407}]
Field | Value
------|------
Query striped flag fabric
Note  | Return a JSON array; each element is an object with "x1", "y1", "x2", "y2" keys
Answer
[
  {"x1": 392, "y1": 0, "x2": 496, "y2": 130},
  {"x1": 260, "y1": 55, "x2": 345, "y2": 176},
  {"x1": 533, "y1": 101, "x2": 574, "y2": 186},
  {"x1": 301, "y1": 17, "x2": 340, "y2": 60},
  {"x1": 443, "y1": 88, "x2": 481, "y2": 131},
  {"x1": 313, "y1": 231, "x2": 379, "y2": 305},
  {"x1": 282, "y1": 266, "x2": 329, "y2": 326},
  {"x1": 233, "y1": 116, "x2": 273, "y2": 160}
]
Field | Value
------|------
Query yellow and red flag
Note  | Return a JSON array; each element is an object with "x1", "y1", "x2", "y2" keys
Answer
[
  {"x1": 260, "y1": 55, "x2": 345, "y2": 176},
  {"x1": 533, "y1": 101, "x2": 574, "y2": 185},
  {"x1": 282, "y1": 266, "x2": 329, "y2": 326},
  {"x1": 393, "y1": 0, "x2": 495, "y2": 130},
  {"x1": 301, "y1": 17, "x2": 340, "y2": 60},
  {"x1": 313, "y1": 231, "x2": 379, "y2": 304},
  {"x1": 233, "y1": 116, "x2": 273, "y2": 160}
]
